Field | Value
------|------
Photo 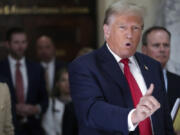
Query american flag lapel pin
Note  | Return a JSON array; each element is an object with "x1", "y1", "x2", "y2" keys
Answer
[{"x1": 144, "y1": 65, "x2": 148, "y2": 70}]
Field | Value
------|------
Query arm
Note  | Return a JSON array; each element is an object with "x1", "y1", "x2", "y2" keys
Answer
[
  {"x1": 3, "y1": 83, "x2": 14, "y2": 135},
  {"x1": 69, "y1": 60, "x2": 131, "y2": 135},
  {"x1": 16, "y1": 66, "x2": 48, "y2": 117}
]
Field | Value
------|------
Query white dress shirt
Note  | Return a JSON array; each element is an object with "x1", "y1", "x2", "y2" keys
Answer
[
  {"x1": 163, "y1": 69, "x2": 168, "y2": 91},
  {"x1": 8, "y1": 55, "x2": 28, "y2": 100},
  {"x1": 42, "y1": 98, "x2": 65, "y2": 135},
  {"x1": 106, "y1": 44, "x2": 149, "y2": 131},
  {"x1": 41, "y1": 59, "x2": 55, "y2": 91}
]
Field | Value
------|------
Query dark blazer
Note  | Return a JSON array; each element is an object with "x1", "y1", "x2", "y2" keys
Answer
[
  {"x1": 63, "y1": 102, "x2": 78, "y2": 135},
  {"x1": 69, "y1": 44, "x2": 175, "y2": 135},
  {"x1": 167, "y1": 70, "x2": 180, "y2": 110},
  {"x1": 0, "y1": 58, "x2": 48, "y2": 135}
]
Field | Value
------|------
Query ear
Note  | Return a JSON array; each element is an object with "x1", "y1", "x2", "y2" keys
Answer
[
  {"x1": 103, "y1": 24, "x2": 110, "y2": 39},
  {"x1": 141, "y1": 45, "x2": 147, "y2": 54}
]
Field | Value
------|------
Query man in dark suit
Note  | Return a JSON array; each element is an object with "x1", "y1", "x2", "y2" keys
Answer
[
  {"x1": 36, "y1": 35, "x2": 65, "y2": 96},
  {"x1": 0, "y1": 27, "x2": 48, "y2": 135},
  {"x1": 142, "y1": 26, "x2": 180, "y2": 111},
  {"x1": 69, "y1": 1, "x2": 175, "y2": 135}
]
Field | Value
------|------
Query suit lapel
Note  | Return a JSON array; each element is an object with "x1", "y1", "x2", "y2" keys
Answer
[
  {"x1": 25, "y1": 60, "x2": 31, "y2": 102},
  {"x1": 134, "y1": 53, "x2": 152, "y2": 90},
  {"x1": 135, "y1": 53, "x2": 161, "y2": 132},
  {"x1": 97, "y1": 44, "x2": 134, "y2": 108}
]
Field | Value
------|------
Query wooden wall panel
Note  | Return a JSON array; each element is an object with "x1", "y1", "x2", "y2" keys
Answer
[{"x1": 0, "y1": 0, "x2": 96, "y2": 62}]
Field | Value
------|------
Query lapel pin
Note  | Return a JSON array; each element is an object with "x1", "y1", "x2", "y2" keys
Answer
[{"x1": 144, "y1": 65, "x2": 149, "y2": 70}]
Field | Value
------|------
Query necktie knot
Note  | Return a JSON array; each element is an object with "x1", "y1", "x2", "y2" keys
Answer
[
  {"x1": 120, "y1": 58, "x2": 129, "y2": 65},
  {"x1": 16, "y1": 62, "x2": 21, "y2": 68}
]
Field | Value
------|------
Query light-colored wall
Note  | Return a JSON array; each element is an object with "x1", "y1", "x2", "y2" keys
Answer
[{"x1": 97, "y1": 0, "x2": 162, "y2": 51}]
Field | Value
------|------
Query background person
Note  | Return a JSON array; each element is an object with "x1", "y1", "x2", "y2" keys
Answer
[
  {"x1": 42, "y1": 67, "x2": 78, "y2": 135},
  {"x1": 142, "y1": 26, "x2": 180, "y2": 111},
  {"x1": 36, "y1": 35, "x2": 65, "y2": 96},
  {"x1": 0, "y1": 80, "x2": 14, "y2": 135},
  {"x1": 0, "y1": 27, "x2": 48, "y2": 135}
]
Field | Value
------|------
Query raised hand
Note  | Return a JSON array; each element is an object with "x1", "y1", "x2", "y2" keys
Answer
[{"x1": 131, "y1": 84, "x2": 161, "y2": 125}]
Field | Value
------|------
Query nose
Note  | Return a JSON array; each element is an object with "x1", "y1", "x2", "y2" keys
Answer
[
  {"x1": 159, "y1": 44, "x2": 165, "y2": 51},
  {"x1": 126, "y1": 28, "x2": 133, "y2": 39}
]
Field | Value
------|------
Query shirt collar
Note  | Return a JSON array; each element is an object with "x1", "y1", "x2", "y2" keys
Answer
[
  {"x1": 41, "y1": 58, "x2": 55, "y2": 68},
  {"x1": 8, "y1": 55, "x2": 26, "y2": 66},
  {"x1": 106, "y1": 43, "x2": 135, "y2": 64},
  {"x1": 163, "y1": 68, "x2": 167, "y2": 74}
]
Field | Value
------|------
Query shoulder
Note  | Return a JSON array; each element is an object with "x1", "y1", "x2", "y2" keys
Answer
[
  {"x1": 25, "y1": 59, "x2": 43, "y2": 70},
  {"x1": 69, "y1": 49, "x2": 97, "y2": 69},
  {"x1": 69, "y1": 44, "x2": 107, "y2": 68},
  {"x1": 0, "y1": 58, "x2": 9, "y2": 66},
  {"x1": 135, "y1": 52, "x2": 161, "y2": 67},
  {"x1": 55, "y1": 59, "x2": 67, "y2": 67},
  {"x1": 167, "y1": 70, "x2": 180, "y2": 80}
]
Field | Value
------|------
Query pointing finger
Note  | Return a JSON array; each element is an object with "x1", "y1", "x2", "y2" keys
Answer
[{"x1": 145, "y1": 83, "x2": 154, "y2": 96}]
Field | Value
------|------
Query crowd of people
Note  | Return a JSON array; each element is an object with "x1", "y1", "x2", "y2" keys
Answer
[{"x1": 0, "y1": 0, "x2": 179, "y2": 135}]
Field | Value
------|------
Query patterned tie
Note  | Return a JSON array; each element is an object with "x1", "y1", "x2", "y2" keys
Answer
[
  {"x1": 120, "y1": 58, "x2": 152, "y2": 135},
  {"x1": 15, "y1": 61, "x2": 25, "y2": 103}
]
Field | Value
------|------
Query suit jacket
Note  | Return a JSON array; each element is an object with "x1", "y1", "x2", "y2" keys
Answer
[
  {"x1": 63, "y1": 102, "x2": 78, "y2": 135},
  {"x1": 69, "y1": 44, "x2": 175, "y2": 135},
  {"x1": 167, "y1": 70, "x2": 180, "y2": 110},
  {"x1": 0, "y1": 58, "x2": 48, "y2": 135},
  {"x1": 0, "y1": 82, "x2": 14, "y2": 135}
]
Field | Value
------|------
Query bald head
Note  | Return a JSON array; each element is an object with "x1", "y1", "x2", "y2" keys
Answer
[{"x1": 36, "y1": 35, "x2": 55, "y2": 63}]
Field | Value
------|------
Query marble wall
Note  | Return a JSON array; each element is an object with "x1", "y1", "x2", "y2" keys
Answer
[{"x1": 158, "y1": 0, "x2": 180, "y2": 75}]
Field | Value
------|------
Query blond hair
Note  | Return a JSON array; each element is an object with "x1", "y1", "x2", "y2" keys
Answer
[{"x1": 104, "y1": 0, "x2": 144, "y2": 25}]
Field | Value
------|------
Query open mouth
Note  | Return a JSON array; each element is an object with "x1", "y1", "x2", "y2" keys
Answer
[{"x1": 125, "y1": 43, "x2": 131, "y2": 47}]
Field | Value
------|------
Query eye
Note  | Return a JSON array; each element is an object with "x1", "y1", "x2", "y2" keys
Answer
[
  {"x1": 132, "y1": 26, "x2": 141, "y2": 31},
  {"x1": 152, "y1": 43, "x2": 160, "y2": 48},
  {"x1": 163, "y1": 43, "x2": 170, "y2": 48},
  {"x1": 119, "y1": 25, "x2": 126, "y2": 30}
]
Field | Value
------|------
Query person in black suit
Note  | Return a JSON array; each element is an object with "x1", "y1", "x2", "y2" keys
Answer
[
  {"x1": 69, "y1": 1, "x2": 174, "y2": 135},
  {"x1": 0, "y1": 27, "x2": 48, "y2": 135},
  {"x1": 36, "y1": 35, "x2": 65, "y2": 96},
  {"x1": 142, "y1": 26, "x2": 180, "y2": 111}
]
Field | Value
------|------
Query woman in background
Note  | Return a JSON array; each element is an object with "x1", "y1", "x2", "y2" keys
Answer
[{"x1": 42, "y1": 67, "x2": 78, "y2": 135}]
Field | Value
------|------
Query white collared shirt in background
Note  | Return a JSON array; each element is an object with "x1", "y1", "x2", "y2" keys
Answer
[
  {"x1": 163, "y1": 69, "x2": 168, "y2": 91},
  {"x1": 41, "y1": 58, "x2": 55, "y2": 91}
]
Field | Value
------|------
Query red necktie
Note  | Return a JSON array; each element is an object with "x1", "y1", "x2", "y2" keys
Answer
[
  {"x1": 120, "y1": 58, "x2": 152, "y2": 135},
  {"x1": 15, "y1": 62, "x2": 25, "y2": 103}
]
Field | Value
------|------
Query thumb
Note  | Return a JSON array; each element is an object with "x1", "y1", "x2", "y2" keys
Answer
[{"x1": 145, "y1": 83, "x2": 154, "y2": 96}]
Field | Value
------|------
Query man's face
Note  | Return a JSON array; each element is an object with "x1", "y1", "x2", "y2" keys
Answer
[
  {"x1": 8, "y1": 33, "x2": 28, "y2": 59},
  {"x1": 103, "y1": 13, "x2": 143, "y2": 58},
  {"x1": 142, "y1": 30, "x2": 170, "y2": 67},
  {"x1": 36, "y1": 36, "x2": 55, "y2": 62}
]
